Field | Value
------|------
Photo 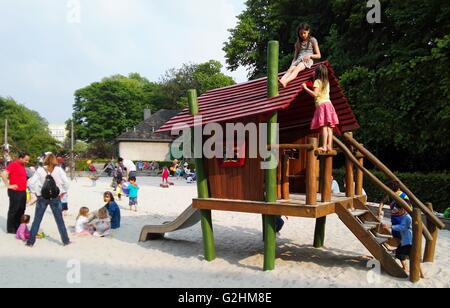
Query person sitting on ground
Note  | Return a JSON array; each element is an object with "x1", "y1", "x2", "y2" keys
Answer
[
  {"x1": 75, "y1": 207, "x2": 93, "y2": 236},
  {"x1": 103, "y1": 192, "x2": 121, "y2": 230},
  {"x1": 16, "y1": 215, "x2": 31, "y2": 241},
  {"x1": 88, "y1": 207, "x2": 111, "y2": 237}
]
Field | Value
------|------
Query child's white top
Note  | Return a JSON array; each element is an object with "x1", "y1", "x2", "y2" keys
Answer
[{"x1": 75, "y1": 216, "x2": 90, "y2": 233}]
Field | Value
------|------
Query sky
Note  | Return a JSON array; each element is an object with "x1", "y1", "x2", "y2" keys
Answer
[{"x1": 0, "y1": 0, "x2": 247, "y2": 124}]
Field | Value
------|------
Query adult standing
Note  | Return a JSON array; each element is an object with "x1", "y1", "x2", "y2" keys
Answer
[
  {"x1": 119, "y1": 157, "x2": 137, "y2": 179},
  {"x1": 27, "y1": 154, "x2": 70, "y2": 247},
  {"x1": 1, "y1": 152, "x2": 30, "y2": 234}
]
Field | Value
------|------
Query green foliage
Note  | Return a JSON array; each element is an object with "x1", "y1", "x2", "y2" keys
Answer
[
  {"x1": 224, "y1": 0, "x2": 450, "y2": 171},
  {"x1": 72, "y1": 73, "x2": 172, "y2": 143},
  {"x1": 0, "y1": 97, "x2": 58, "y2": 160},
  {"x1": 160, "y1": 60, "x2": 235, "y2": 109},
  {"x1": 333, "y1": 169, "x2": 450, "y2": 214}
]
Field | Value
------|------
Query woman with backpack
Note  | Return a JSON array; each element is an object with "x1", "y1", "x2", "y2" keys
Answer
[{"x1": 26, "y1": 154, "x2": 71, "y2": 247}]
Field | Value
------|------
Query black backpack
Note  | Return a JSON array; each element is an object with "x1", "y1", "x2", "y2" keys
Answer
[{"x1": 41, "y1": 169, "x2": 60, "y2": 200}]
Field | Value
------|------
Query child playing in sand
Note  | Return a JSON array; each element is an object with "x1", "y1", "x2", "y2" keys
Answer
[
  {"x1": 128, "y1": 176, "x2": 140, "y2": 212},
  {"x1": 302, "y1": 64, "x2": 339, "y2": 152},
  {"x1": 89, "y1": 207, "x2": 111, "y2": 237},
  {"x1": 75, "y1": 207, "x2": 93, "y2": 236},
  {"x1": 16, "y1": 215, "x2": 31, "y2": 241},
  {"x1": 279, "y1": 23, "x2": 321, "y2": 88},
  {"x1": 383, "y1": 204, "x2": 424, "y2": 278},
  {"x1": 17, "y1": 215, "x2": 44, "y2": 241}
]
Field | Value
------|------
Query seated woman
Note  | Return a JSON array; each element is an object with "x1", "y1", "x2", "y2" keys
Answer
[{"x1": 103, "y1": 191, "x2": 121, "y2": 230}]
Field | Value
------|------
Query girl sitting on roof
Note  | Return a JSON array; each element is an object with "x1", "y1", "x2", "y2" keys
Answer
[
  {"x1": 279, "y1": 23, "x2": 322, "y2": 88},
  {"x1": 302, "y1": 64, "x2": 340, "y2": 152}
]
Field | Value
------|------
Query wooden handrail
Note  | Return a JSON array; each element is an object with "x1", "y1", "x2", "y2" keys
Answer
[
  {"x1": 333, "y1": 136, "x2": 433, "y2": 241},
  {"x1": 269, "y1": 144, "x2": 315, "y2": 151},
  {"x1": 343, "y1": 133, "x2": 445, "y2": 230}
]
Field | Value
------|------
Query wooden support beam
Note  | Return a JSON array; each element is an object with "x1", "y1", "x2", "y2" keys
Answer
[
  {"x1": 264, "y1": 40, "x2": 279, "y2": 272},
  {"x1": 306, "y1": 137, "x2": 318, "y2": 205},
  {"x1": 277, "y1": 159, "x2": 282, "y2": 200},
  {"x1": 345, "y1": 133, "x2": 355, "y2": 198},
  {"x1": 281, "y1": 154, "x2": 290, "y2": 200},
  {"x1": 411, "y1": 208, "x2": 423, "y2": 283},
  {"x1": 424, "y1": 203, "x2": 438, "y2": 263},
  {"x1": 321, "y1": 155, "x2": 333, "y2": 202},
  {"x1": 355, "y1": 157, "x2": 364, "y2": 196},
  {"x1": 188, "y1": 89, "x2": 216, "y2": 262}
]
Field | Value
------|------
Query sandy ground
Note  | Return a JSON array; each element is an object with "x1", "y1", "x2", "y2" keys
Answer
[{"x1": 0, "y1": 177, "x2": 449, "y2": 288}]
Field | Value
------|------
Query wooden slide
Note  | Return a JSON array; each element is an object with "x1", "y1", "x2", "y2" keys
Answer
[{"x1": 139, "y1": 205, "x2": 201, "y2": 242}]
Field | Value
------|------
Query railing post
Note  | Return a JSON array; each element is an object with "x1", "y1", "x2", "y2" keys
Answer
[
  {"x1": 282, "y1": 153, "x2": 290, "y2": 200},
  {"x1": 321, "y1": 155, "x2": 333, "y2": 203},
  {"x1": 277, "y1": 156, "x2": 282, "y2": 199},
  {"x1": 424, "y1": 203, "x2": 438, "y2": 263},
  {"x1": 306, "y1": 137, "x2": 318, "y2": 205},
  {"x1": 355, "y1": 152, "x2": 364, "y2": 196},
  {"x1": 411, "y1": 208, "x2": 423, "y2": 283},
  {"x1": 345, "y1": 133, "x2": 355, "y2": 198}
]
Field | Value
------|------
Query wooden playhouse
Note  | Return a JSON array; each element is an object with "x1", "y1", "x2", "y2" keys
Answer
[{"x1": 154, "y1": 42, "x2": 443, "y2": 281}]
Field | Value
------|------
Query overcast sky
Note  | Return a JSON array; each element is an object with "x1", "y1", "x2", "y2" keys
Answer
[{"x1": 0, "y1": 0, "x2": 247, "y2": 124}]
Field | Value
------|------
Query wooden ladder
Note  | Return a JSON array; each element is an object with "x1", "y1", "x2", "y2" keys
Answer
[{"x1": 335, "y1": 202, "x2": 408, "y2": 278}]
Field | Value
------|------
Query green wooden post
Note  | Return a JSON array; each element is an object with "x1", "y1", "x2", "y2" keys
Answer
[
  {"x1": 264, "y1": 40, "x2": 279, "y2": 271},
  {"x1": 188, "y1": 89, "x2": 216, "y2": 262},
  {"x1": 314, "y1": 217, "x2": 327, "y2": 248},
  {"x1": 314, "y1": 151, "x2": 327, "y2": 248}
]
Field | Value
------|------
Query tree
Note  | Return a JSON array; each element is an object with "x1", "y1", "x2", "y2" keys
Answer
[
  {"x1": 0, "y1": 96, "x2": 58, "y2": 160},
  {"x1": 223, "y1": 0, "x2": 450, "y2": 172},
  {"x1": 72, "y1": 73, "x2": 171, "y2": 143},
  {"x1": 160, "y1": 60, "x2": 235, "y2": 108}
]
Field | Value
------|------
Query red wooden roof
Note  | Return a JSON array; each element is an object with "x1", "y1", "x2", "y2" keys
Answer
[{"x1": 157, "y1": 61, "x2": 360, "y2": 133}]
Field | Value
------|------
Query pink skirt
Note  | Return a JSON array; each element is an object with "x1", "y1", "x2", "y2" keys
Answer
[{"x1": 311, "y1": 101, "x2": 340, "y2": 130}]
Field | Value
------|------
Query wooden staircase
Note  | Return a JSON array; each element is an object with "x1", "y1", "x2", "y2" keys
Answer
[{"x1": 335, "y1": 201, "x2": 408, "y2": 279}]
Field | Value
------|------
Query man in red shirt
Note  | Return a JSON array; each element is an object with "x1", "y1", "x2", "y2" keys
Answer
[{"x1": 1, "y1": 152, "x2": 30, "y2": 234}]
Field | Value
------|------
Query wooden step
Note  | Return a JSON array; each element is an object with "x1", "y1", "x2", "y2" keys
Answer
[
  {"x1": 362, "y1": 222, "x2": 379, "y2": 231},
  {"x1": 375, "y1": 237, "x2": 389, "y2": 245},
  {"x1": 374, "y1": 232, "x2": 394, "y2": 239},
  {"x1": 350, "y1": 209, "x2": 369, "y2": 217}
]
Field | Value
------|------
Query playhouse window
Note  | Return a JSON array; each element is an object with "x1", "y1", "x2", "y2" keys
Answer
[{"x1": 219, "y1": 141, "x2": 246, "y2": 168}]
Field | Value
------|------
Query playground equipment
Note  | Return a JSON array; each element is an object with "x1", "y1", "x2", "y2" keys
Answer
[
  {"x1": 139, "y1": 205, "x2": 200, "y2": 241},
  {"x1": 140, "y1": 41, "x2": 444, "y2": 282}
]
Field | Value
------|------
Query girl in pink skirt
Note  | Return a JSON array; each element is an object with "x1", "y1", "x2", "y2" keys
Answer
[{"x1": 302, "y1": 64, "x2": 339, "y2": 152}]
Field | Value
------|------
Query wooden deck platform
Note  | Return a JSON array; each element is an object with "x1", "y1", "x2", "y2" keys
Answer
[{"x1": 193, "y1": 193, "x2": 367, "y2": 218}]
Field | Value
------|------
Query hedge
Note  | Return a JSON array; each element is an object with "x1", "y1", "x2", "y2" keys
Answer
[{"x1": 333, "y1": 169, "x2": 450, "y2": 214}]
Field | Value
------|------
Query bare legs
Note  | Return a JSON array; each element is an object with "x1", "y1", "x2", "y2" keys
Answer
[
  {"x1": 280, "y1": 63, "x2": 306, "y2": 88},
  {"x1": 319, "y1": 126, "x2": 334, "y2": 152}
]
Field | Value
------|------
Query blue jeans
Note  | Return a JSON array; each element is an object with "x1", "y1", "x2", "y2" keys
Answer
[{"x1": 27, "y1": 197, "x2": 70, "y2": 246}]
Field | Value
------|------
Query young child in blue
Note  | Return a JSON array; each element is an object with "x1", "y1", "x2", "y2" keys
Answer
[
  {"x1": 128, "y1": 177, "x2": 140, "y2": 212},
  {"x1": 103, "y1": 191, "x2": 121, "y2": 229},
  {"x1": 384, "y1": 204, "x2": 424, "y2": 277}
]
